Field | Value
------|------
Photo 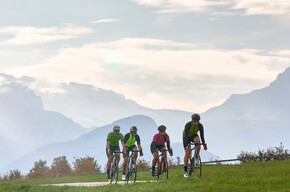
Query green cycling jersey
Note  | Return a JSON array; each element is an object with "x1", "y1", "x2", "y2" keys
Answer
[{"x1": 107, "y1": 132, "x2": 124, "y2": 146}]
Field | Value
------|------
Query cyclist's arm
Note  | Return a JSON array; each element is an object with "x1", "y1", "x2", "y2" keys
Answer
[
  {"x1": 184, "y1": 122, "x2": 191, "y2": 147},
  {"x1": 166, "y1": 141, "x2": 171, "y2": 151},
  {"x1": 106, "y1": 140, "x2": 110, "y2": 152},
  {"x1": 137, "y1": 144, "x2": 142, "y2": 151},
  {"x1": 151, "y1": 141, "x2": 157, "y2": 152},
  {"x1": 199, "y1": 124, "x2": 206, "y2": 144}
]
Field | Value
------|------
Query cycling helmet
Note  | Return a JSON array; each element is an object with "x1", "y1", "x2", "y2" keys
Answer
[
  {"x1": 191, "y1": 113, "x2": 200, "y2": 121},
  {"x1": 113, "y1": 125, "x2": 120, "y2": 131},
  {"x1": 130, "y1": 126, "x2": 138, "y2": 133},
  {"x1": 158, "y1": 125, "x2": 166, "y2": 131}
]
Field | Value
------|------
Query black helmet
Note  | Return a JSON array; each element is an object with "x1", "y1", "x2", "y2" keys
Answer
[
  {"x1": 158, "y1": 125, "x2": 166, "y2": 131},
  {"x1": 130, "y1": 126, "x2": 138, "y2": 133},
  {"x1": 113, "y1": 125, "x2": 120, "y2": 131},
  {"x1": 191, "y1": 113, "x2": 200, "y2": 121}
]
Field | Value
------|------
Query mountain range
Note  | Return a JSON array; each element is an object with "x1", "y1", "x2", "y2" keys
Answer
[{"x1": 1, "y1": 67, "x2": 290, "y2": 173}]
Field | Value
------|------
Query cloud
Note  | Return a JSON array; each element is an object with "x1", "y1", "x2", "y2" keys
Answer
[
  {"x1": 129, "y1": 0, "x2": 290, "y2": 16},
  {"x1": 2, "y1": 38, "x2": 290, "y2": 111},
  {"x1": 129, "y1": 0, "x2": 228, "y2": 13},
  {"x1": 92, "y1": 19, "x2": 120, "y2": 23},
  {"x1": 0, "y1": 24, "x2": 94, "y2": 46},
  {"x1": 232, "y1": 0, "x2": 290, "y2": 15}
]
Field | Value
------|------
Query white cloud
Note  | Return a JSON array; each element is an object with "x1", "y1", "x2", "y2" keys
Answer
[
  {"x1": 130, "y1": 0, "x2": 228, "y2": 13},
  {"x1": 0, "y1": 25, "x2": 94, "y2": 46},
  {"x1": 129, "y1": 0, "x2": 290, "y2": 16},
  {"x1": 232, "y1": 0, "x2": 290, "y2": 15},
  {"x1": 2, "y1": 38, "x2": 290, "y2": 111},
  {"x1": 92, "y1": 19, "x2": 120, "y2": 23}
]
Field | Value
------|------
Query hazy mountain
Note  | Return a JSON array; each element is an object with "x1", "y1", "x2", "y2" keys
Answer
[
  {"x1": 6, "y1": 115, "x2": 218, "y2": 173},
  {"x1": 14, "y1": 75, "x2": 192, "y2": 143},
  {"x1": 0, "y1": 75, "x2": 89, "y2": 168},
  {"x1": 202, "y1": 67, "x2": 290, "y2": 159}
]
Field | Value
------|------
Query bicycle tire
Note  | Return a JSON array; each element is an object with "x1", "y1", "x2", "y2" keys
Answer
[
  {"x1": 126, "y1": 157, "x2": 131, "y2": 183},
  {"x1": 132, "y1": 159, "x2": 137, "y2": 183},
  {"x1": 156, "y1": 159, "x2": 160, "y2": 180},
  {"x1": 193, "y1": 154, "x2": 202, "y2": 178},
  {"x1": 188, "y1": 157, "x2": 193, "y2": 176},
  {"x1": 109, "y1": 156, "x2": 116, "y2": 184},
  {"x1": 114, "y1": 161, "x2": 119, "y2": 183},
  {"x1": 160, "y1": 157, "x2": 168, "y2": 179}
]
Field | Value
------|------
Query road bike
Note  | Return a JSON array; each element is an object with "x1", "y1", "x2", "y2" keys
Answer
[
  {"x1": 109, "y1": 151, "x2": 123, "y2": 184},
  {"x1": 187, "y1": 142, "x2": 206, "y2": 178},
  {"x1": 153, "y1": 149, "x2": 171, "y2": 180},
  {"x1": 125, "y1": 150, "x2": 141, "y2": 183}
]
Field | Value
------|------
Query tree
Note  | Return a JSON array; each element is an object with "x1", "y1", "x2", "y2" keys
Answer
[
  {"x1": 137, "y1": 158, "x2": 150, "y2": 170},
  {"x1": 73, "y1": 156, "x2": 101, "y2": 175},
  {"x1": 49, "y1": 156, "x2": 72, "y2": 177},
  {"x1": 27, "y1": 159, "x2": 50, "y2": 179}
]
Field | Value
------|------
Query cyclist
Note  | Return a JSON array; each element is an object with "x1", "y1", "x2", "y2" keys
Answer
[
  {"x1": 106, "y1": 125, "x2": 124, "y2": 179},
  {"x1": 150, "y1": 125, "x2": 173, "y2": 176},
  {"x1": 183, "y1": 113, "x2": 207, "y2": 177},
  {"x1": 122, "y1": 126, "x2": 143, "y2": 181}
]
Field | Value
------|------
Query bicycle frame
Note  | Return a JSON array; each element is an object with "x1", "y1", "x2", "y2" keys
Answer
[
  {"x1": 109, "y1": 151, "x2": 123, "y2": 184},
  {"x1": 154, "y1": 149, "x2": 169, "y2": 180},
  {"x1": 125, "y1": 150, "x2": 141, "y2": 183},
  {"x1": 188, "y1": 142, "x2": 206, "y2": 178}
]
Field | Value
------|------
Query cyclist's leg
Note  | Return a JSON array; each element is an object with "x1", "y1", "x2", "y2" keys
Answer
[
  {"x1": 183, "y1": 137, "x2": 191, "y2": 167},
  {"x1": 122, "y1": 155, "x2": 128, "y2": 174},
  {"x1": 193, "y1": 135, "x2": 201, "y2": 155},
  {"x1": 106, "y1": 146, "x2": 113, "y2": 170},
  {"x1": 132, "y1": 145, "x2": 138, "y2": 161}
]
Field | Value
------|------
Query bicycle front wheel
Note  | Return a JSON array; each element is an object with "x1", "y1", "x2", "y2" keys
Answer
[
  {"x1": 114, "y1": 162, "x2": 119, "y2": 183},
  {"x1": 193, "y1": 154, "x2": 202, "y2": 178},
  {"x1": 131, "y1": 159, "x2": 137, "y2": 183},
  {"x1": 109, "y1": 158, "x2": 116, "y2": 184},
  {"x1": 188, "y1": 157, "x2": 193, "y2": 176},
  {"x1": 160, "y1": 158, "x2": 168, "y2": 179}
]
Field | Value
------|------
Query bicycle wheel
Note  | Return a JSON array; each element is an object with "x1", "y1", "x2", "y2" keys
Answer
[
  {"x1": 109, "y1": 157, "x2": 116, "y2": 184},
  {"x1": 126, "y1": 158, "x2": 131, "y2": 183},
  {"x1": 160, "y1": 158, "x2": 168, "y2": 179},
  {"x1": 156, "y1": 159, "x2": 160, "y2": 180},
  {"x1": 131, "y1": 159, "x2": 137, "y2": 183},
  {"x1": 113, "y1": 161, "x2": 119, "y2": 183},
  {"x1": 193, "y1": 154, "x2": 202, "y2": 178},
  {"x1": 187, "y1": 157, "x2": 192, "y2": 176}
]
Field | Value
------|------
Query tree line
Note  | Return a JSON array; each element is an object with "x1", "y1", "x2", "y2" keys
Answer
[{"x1": 0, "y1": 155, "x2": 178, "y2": 181}]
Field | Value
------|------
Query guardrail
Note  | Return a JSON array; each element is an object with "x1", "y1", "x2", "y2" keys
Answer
[{"x1": 202, "y1": 154, "x2": 290, "y2": 164}]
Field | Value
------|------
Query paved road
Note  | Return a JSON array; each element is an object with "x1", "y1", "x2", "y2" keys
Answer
[{"x1": 43, "y1": 180, "x2": 151, "y2": 187}]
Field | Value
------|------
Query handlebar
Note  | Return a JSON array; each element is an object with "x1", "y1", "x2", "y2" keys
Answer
[{"x1": 188, "y1": 142, "x2": 207, "y2": 148}]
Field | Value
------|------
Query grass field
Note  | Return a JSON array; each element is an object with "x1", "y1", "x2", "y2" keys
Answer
[{"x1": 0, "y1": 160, "x2": 289, "y2": 192}]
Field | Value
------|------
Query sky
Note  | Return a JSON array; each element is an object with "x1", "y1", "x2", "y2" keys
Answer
[{"x1": 1, "y1": 0, "x2": 290, "y2": 113}]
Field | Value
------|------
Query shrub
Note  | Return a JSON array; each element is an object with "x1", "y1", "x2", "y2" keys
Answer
[{"x1": 73, "y1": 156, "x2": 101, "y2": 175}]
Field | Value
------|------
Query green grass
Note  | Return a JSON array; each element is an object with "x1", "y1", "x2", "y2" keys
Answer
[{"x1": 1, "y1": 160, "x2": 289, "y2": 192}]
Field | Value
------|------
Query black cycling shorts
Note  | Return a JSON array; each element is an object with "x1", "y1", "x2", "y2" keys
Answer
[
  {"x1": 183, "y1": 134, "x2": 199, "y2": 149},
  {"x1": 150, "y1": 142, "x2": 165, "y2": 154}
]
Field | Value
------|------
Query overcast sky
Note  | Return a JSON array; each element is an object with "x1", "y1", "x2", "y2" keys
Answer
[{"x1": 1, "y1": 0, "x2": 290, "y2": 112}]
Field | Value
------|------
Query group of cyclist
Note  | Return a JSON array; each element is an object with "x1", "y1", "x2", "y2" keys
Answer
[{"x1": 106, "y1": 113, "x2": 207, "y2": 180}]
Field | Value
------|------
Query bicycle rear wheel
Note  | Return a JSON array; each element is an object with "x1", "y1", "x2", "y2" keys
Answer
[{"x1": 193, "y1": 154, "x2": 202, "y2": 178}]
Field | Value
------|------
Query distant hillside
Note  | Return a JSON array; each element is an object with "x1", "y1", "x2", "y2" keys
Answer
[
  {"x1": 0, "y1": 75, "x2": 89, "y2": 168},
  {"x1": 7, "y1": 74, "x2": 192, "y2": 143},
  {"x1": 6, "y1": 115, "x2": 218, "y2": 173},
  {"x1": 202, "y1": 67, "x2": 290, "y2": 159}
]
